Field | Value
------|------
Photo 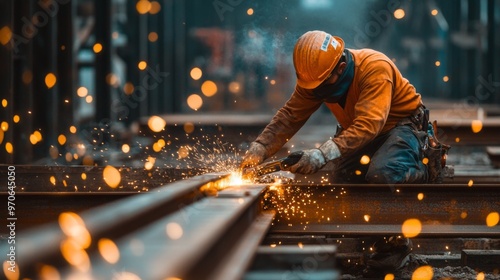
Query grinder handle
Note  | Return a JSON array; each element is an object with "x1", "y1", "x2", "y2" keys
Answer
[{"x1": 281, "y1": 151, "x2": 304, "y2": 169}]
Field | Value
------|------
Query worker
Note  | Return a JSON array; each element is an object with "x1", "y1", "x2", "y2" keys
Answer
[
  {"x1": 240, "y1": 30, "x2": 450, "y2": 275},
  {"x1": 241, "y1": 30, "x2": 450, "y2": 185}
]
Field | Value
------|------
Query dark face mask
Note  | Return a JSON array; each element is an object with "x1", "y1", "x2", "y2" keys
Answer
[
  {"x1": 312, "y1": 49, "x2": 355, "y2": 104},
  {"x1": 313, "y1": 82, "x2": 344, "y2": 103}
]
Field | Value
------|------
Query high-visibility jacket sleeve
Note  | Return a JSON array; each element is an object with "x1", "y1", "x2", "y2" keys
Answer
[{"x1": 255, "y1": 85, "x2": 322, "y2": 158}]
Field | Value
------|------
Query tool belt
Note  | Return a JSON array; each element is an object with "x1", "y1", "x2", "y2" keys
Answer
[
  {"x1": 397, "y1": 106, "x2": 428, "y2": 132},
  {"x1": 398, "y1": 105, "x2": 451, "y2": 183}
]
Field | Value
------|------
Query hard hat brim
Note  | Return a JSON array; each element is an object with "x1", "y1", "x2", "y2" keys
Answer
[{"x1": 296, "y1": 36, "x2": 345, "y2": 89}]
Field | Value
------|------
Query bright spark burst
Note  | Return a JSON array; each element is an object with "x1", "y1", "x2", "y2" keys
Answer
[
  {"x1": 262, "y1": 185, "x2": 347, "y2": 227},
  {"x1": 44, "y1": 121, "x2": 263, "y2": 192},
  {"x1": 229, "y1": 171, "x2": 244, "y2": 186},
  {"x1": 186, "y1": 136, "x2": 241, "y2": 174}
]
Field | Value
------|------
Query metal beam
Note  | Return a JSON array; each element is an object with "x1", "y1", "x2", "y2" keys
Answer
[
  {"x1": 208, "y1": 212, "x2": 275, "y2": 280},
  {"x1": 77, "y1": 186, "x2": 270, "y2": 279},
  {"x1": 246, "y1": 245, "x2": 338, "y2": 280},
  {"x1": 0, "y1": 164, "x2": 204, "y2": 192},
  {"x1": 6, "y1": 173, "x2": 236, "y2": 277},
  {"x1": 3, "y1": 173, "x2": 280, "y2": 279},
  {"x1": 265, "y1": 184, "x2": 500, "y2": 236}
]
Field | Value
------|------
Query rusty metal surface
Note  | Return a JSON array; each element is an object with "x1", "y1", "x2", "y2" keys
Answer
[
  {"x1": 271, "y1": 224, "x2": 500, "y2": 237},
  {"x1": 260, "y1": 234, "x2": 500, "y2": 275},
  {"x1": 0, "y1": 164, "x2": 203, "y2": 192},
  {"x1": 486, "y1": 146, "x2": 500, "y2": 168},
  {"x1": 264, "y1": 184, "x2": 500, "y2": 236},
  {"x1": 262, "y1": 235, "x2": 500, "y2": 255},
  {"x1": 70, "y1": 185, "x2": 269, "y2": 280},
  {"x1": 245, "y1": 245, "x2": 339, "y2": 280},
  {"x1": 208, "y1": 212, "x2": 275, "y2": 280},
  {"x1": 436, "y1": 118, "x2": 500, "y2": 146},
  {"x1": 2, "y1": 166, "x2": 499, "y2": 279},
  {"x1": 6, "y1": 173, "x2": 228, "y2": 276},
  {"x1": 461, "y1": 249, "x2": 500, "y2": 271},
  {"x1": 0, "y1": 192, "x2": 134, "y2": 233},
  {"x1": 3, "y1": 174, "x2": 278, "y2": 279},
  {"x1": 292, "y1": 170, "x2": 500, "y2": 185}
]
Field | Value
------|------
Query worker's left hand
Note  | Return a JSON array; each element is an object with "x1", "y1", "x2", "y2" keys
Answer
[
  {"x1": 240, "y1": 141, "x2": 267, "y2": 169},
  {"x1": 284, "y1": 140, "x2": 341, "y2": 174}
]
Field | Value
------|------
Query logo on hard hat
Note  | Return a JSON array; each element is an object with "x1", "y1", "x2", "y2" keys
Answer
[
  {"x1": 331, "y1": 37, "x2": 339, "y2": 49},
  {"x1": 320, "y1": 34, "x2": 331, "y2": 51}
]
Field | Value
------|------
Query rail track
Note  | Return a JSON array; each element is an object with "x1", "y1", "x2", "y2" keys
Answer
[{"x1": 1, "y1": 166, "x2": 499, "y2": 279}]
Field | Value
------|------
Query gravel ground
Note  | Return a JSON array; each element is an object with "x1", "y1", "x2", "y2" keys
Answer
[{"x1": 341, "y1": 254, "x2": 500, "y2": 280}]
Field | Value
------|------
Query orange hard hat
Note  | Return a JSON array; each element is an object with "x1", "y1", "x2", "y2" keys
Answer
[{"x1": 293, "y1": 31, "x2": 345, "y2": 89}]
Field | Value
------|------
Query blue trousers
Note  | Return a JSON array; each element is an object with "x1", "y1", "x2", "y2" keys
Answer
[{"x1": 331, "y1": 125, "x2": 428, "y2": 184}]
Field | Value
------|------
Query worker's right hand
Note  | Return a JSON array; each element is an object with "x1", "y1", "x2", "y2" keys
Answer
[
  {"x1": 240, "y1": 142, "x2": 267, "y2": 169},
  {"x1": 283, "y1": 139, "x2": 341, "y2": 174}
]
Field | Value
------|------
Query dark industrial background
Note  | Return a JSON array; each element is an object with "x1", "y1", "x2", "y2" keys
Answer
[
  {"x1": 1, "y1": 2, "x2": 500, "y2": 279},
  {"x1": 0, "y1": 0, "x2": 499, "y2": 164}
]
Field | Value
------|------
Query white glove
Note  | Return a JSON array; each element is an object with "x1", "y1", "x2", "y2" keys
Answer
[
  {"x1": 240, "y1": 141, "x2": 267, "y2": 169},
  {"x1": 286, "y1": 140, "x2": 341, "y2": 174}
]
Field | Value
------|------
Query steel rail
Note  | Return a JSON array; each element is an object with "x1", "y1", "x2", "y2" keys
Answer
[
  {"x1": 58, "y1": 186, "x2": 273, "y2": 280},
  {"x1": 0, "y1": 164, "x2": 203, "y2": 191},
  {"x1": 264, "y1": 183, "x2": 500, "y2": 237},
  {"x1": 270, "y1": 224, "x2": 500, "y2": 237},
  {"x1": 3, "y1": 174, "x2": 279, "y2": 279},
  {"x1": 2, "y1": 173, "x2": 499, "y2": 279},
  {"x1": 4, "y1": 173, "x2": 237, "y2": 277}
]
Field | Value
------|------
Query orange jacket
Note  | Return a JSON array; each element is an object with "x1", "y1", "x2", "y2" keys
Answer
[{"x1": 256, "y1": 48, "x2": 423, "y2": 157}]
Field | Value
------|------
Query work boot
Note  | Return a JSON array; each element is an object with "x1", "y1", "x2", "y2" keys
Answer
[
  {"x1": 363, "y1": 236, "x2": 413, "y2": 276},
  {"x1": 425, "y1": 121, "x2": 451, "y2": 183}
]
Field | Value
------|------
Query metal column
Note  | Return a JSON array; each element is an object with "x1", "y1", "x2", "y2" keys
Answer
[
  {"x1": 0, "y1": 0, "x2": 13, "y2": 163},
  {"x1": 173, "y1": 0, "x2": 186, "y2": 113},
  {"x1": 94, "y1": 0, "x2": 112, "y2": 124},
  {"x1": 13, "y1": 0, "x2": 34, "y2": 164},
  {"x1": 488, "y1": 0, "x2": 500, "y2": 104},
  {"x1": 32, "y1": 0, "x2": 58, "y2": 161},
  {"x1": 147, "y1": 4, "x2": 160, "y2": 115},
  {"x1": 122, "y1": 0, "x2": 140, "y2": 125},
  {"x1": 57, "y1": 0, "x2": 75, "y2": 142},
  {"x1": 161, "y1": 0, "x2": 176, "y2": 113},
  {"x1": 160, "y1": 0, "x2": 184, "y2": 113}
]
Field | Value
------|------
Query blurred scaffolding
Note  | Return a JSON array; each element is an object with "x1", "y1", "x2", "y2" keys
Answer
[{"x1": 0, "y1": 0, "x2": 499, "y2": 164}]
